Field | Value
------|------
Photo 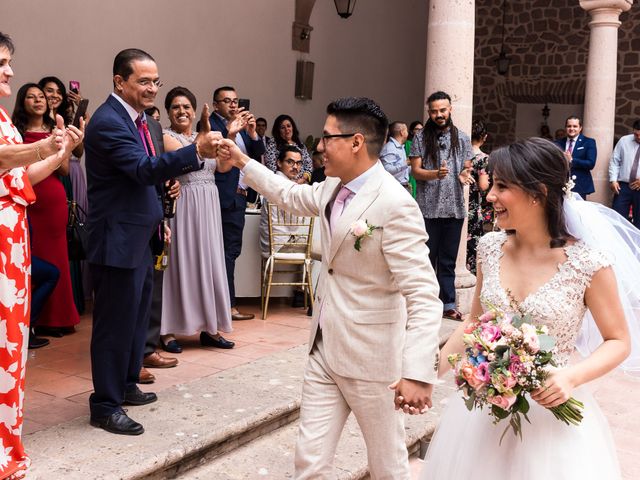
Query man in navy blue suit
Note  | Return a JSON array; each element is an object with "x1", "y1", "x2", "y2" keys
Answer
[
  {"x1": 85, "y1": 48, "x2": 224, "y2": 435},
  {"x1": 208, "y1": 86, "x2": 265, "y2": 320},
  {"x1": 555, "y1": 116, "x2": 597, "y2": 199}
]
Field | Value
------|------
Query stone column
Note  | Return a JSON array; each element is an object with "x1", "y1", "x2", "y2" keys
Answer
[
  {"x1": 423, "y1": 0, "x2": 477, "y2": 313},
  {"x1": 580, "y1": 0, "x2": 633, "y2": 204}
]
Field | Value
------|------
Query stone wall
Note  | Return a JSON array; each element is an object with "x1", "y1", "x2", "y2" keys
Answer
[{"x1": 473, "y1": 0, "x2": 640, "y2": 149}]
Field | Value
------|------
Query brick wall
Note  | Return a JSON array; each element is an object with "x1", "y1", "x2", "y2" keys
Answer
[{"x1": 473, "y1": 0, "x2": 640, "y2": 149}]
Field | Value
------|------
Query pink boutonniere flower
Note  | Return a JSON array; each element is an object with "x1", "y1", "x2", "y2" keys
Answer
[{"x1": 349, "y1": 219, "x2": 380, "y2": 251}]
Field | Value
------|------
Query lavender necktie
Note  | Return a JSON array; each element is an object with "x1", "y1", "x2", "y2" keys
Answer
[{"x1": 330, "y1": 186, "x2": 352, "y2": 234}]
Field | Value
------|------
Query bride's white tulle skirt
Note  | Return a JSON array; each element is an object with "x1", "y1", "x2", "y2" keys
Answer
[{"x1": 420, "y1": 385, "x2": 620, "y2": 480}]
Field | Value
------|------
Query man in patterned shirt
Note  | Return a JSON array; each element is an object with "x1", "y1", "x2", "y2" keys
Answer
[{"x1": 409, "y1": 91, "x2": 474, "y2": 320}]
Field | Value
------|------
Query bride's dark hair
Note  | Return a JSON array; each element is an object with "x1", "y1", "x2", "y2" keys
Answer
[{"x1": 489, "y1": 137, "x2": 572, "y2": 248}]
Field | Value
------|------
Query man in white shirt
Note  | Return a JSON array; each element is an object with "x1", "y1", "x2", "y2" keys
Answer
[{"x1": 609, "y1": 119, "x2": 640, "y2": 228}]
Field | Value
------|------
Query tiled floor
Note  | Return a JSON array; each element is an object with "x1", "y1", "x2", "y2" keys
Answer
[
  {"x1": 23, "y1": 300, "x2": 311, "y2": 435},
  {"x1": 23, "y1": 303, "x2": 640, "y2": 479}
]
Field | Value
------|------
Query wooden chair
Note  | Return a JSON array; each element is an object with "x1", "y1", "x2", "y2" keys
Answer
[{"x1": 261, "y1": 204, "x2": 315, "y2": 319}]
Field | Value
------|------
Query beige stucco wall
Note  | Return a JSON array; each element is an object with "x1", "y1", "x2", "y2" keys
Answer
[{"x1": 1, "y1": 0, "x2": 428, "y2": 139}]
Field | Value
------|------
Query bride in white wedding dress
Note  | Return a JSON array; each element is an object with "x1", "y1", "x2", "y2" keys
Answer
[{"x1": 420, "y1": 138, "x2": 636, "y2": 480}]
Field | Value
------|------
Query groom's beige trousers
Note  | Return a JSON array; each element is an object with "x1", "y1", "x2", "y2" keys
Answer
[{"x1": 294, "y1": 334, "x2": 410, "y2": 480}]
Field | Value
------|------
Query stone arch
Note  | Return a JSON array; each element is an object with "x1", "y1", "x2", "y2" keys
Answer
[{"x1": 499, "y1": 79, "x2": 586, "y2": 105}]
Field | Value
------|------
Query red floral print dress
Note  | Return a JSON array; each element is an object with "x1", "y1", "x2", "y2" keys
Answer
[{"x1": 0, "y1": 105, "x2": 35, "y2": 479}]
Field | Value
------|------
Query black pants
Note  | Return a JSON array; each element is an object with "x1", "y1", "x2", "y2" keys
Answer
[
  {"x1": 31, "y1": 256, "x2": 60, "y2": 326},
  {"x1": 89, "y1": 255, "x2": 153, "y2": 418},
  {"x1": 144, "y1": 268, "x2": 164, "y2": 356},
  {"x1": 424, "y1": 217, "x2": 464, "y2": 310},
  {"x1": 612, "y1": 182, "x2": 640, "y2": 229},
  {"x1": 220, "y1": 198, "x2": 246, "y2": 307}
]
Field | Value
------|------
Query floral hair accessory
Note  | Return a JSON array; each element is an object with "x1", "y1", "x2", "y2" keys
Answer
[
  {"x1": 349, "y1": 219, "x2": 380, "y2": 251},
  {"x1": 562, "y1": 175, "x2": 576, "y2": 199}
]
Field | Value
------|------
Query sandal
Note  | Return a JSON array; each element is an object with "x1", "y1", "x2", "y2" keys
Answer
[{"x1": 443, "y1": 308, "x2": 463, "y2": 321}]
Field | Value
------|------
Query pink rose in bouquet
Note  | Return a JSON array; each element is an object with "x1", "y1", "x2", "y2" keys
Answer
[{"x1": 488, "y1": 393, "x2": 517, "y2": 410}]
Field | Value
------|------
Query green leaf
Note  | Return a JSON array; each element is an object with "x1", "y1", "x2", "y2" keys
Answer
[
  {"x1": 463, "y1": 391, "x2": 476, "y2": 411},
  {"x1": 354, "y1": 237, "x2": 362, "y2": 251},
  {"x1": 491, "y1": 404, "x2": 510, "y2": 420},
  {"x1": 494, "y1": 345, "x2": 509, "y2": 358},
  {"x1": 515, "y1": 395, "x2": 530, "y2": 414},
  {"x1": 538, "y1": 334, "x2": 556, "y2": 352},
  {"x1": 511, "y1": 315, "x2": 525, "y2": 328}
]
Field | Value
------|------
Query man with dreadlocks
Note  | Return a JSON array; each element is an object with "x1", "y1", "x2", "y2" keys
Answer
[{"x1": 409, "y1": 91, "x2": 474, "y2": 321}]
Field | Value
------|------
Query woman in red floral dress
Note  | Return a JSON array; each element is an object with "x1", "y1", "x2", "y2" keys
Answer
[{"x1": 0, "y1": 32, "x2": 82, "y2": 479}]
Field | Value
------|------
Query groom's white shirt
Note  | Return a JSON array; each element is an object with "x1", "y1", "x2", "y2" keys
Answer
[{"x1": 242, "y1": 159, "x2": 442, "y2": 384}]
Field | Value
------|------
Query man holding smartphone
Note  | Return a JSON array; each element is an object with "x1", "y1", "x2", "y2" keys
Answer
[{"x1": 207, "y1": 86, "x2": 265, "y2": 321}]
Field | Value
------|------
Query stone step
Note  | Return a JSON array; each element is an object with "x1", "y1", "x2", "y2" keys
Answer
[
  {"x1": 25, "y1": 346, "x2": 309, "y2": 479},
  {"x1": 24, "y1": 319, "x2": 460, "y2": 479},
  {"x1": 179, "y1": 381, "x2": 457, "y2": 480}
]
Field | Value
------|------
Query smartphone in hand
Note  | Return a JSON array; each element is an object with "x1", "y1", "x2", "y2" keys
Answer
[
  {"x1": 238, "y1": 98, "x2": 250, "y2": 111},
  {"x1": 72, "y1": 99, "x2": 89, "y2": 128},
  {"x1": 69, "y1": 80, "x2": 80, "y2": 94}
]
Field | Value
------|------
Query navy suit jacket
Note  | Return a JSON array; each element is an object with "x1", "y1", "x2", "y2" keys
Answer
[
  {"x1": 85, "y1": 95, "x2": 201, "y2": 269},
  {"x1": 208, "y1": 113, "x2": 265, "y2": 209},
  {"x1": 555, "y1": 134, "x2": 597, "y2": 195}
]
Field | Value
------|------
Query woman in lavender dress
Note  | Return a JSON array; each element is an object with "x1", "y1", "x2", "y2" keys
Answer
[{"x1": 159, "y1": 87, "x2": 234, "y2": 351}]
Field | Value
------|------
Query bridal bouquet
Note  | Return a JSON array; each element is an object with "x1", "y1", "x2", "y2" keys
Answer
[{"x1": 448, "y1": 305, "x2": 584, "y2": 442}]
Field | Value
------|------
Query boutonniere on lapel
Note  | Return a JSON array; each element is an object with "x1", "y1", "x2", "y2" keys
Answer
[{"x1": 349, "y1": 219, "x2": 381, "y2": 251}]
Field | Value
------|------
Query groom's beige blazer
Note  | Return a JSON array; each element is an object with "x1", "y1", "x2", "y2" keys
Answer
[{"x1": 243, "y1": 160, "x2": 442, "y2": 384}]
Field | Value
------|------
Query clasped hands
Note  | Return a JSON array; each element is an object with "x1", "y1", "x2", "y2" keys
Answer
[
  {"x1": 44, "y1": 114, "x2": 84, "y2": 165},
  {"x1": 388, "y1": 378, "x2": 434, "y2": 415}
]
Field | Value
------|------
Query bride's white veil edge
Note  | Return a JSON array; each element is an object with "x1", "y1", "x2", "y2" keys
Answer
[{"x1": 565, "y1": 193, "x2": 640, "y2": 377}]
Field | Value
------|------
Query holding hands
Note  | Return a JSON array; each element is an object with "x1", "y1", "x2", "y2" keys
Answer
[{"x1": 388, "y1": 378, "x2": 433, "y2": 415}]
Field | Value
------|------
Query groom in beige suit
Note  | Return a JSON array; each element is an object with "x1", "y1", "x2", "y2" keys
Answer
[{"x1": 219, "y1": 98, "x2": 442, "y2": 479}]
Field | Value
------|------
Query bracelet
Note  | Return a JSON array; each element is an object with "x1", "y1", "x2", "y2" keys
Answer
[
  {"x1": 35, "y1": 144, "x2": 45, "y2": 161},
  {"x1": 49, "y1": 158, "x2": 62, "y2": 170}
]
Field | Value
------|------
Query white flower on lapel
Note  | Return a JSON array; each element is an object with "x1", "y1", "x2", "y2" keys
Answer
[{"x1": 349, "y1": 219, "x2": 380, "y2": 251}]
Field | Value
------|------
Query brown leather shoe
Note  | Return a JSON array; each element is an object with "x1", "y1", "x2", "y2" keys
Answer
[
  {"x1": 143, "y1": 351, "x2": 178, "y2": 369},
  {"x1": 231, "y1": 309, "x2": 255, "y2": 321},
  {"x1": 138, "y1": 367, "x2": 155, "y2": 384}
]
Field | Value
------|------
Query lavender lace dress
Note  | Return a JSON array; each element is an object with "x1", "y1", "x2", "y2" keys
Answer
[
  {"x1": 421, "y1": 231, "x2": 621, "y2": 480},
  {"x1": 160, "y1": 129, "x2": 232, "y2": 336}
]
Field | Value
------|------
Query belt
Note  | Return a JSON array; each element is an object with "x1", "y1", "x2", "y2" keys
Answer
[{"x1": 236, "y1": 187, "x2": 247, "y2": 197}]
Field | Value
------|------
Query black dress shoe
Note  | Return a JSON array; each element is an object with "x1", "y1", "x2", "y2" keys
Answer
[
  {"x1": 28, "y1": 329, "x2": 50, "y2": 349},
  {"x1": 160, "y1": 338, "x2": 182, "y2": 354},
  {"x1": 90, "y1": 410, "x2": 144, "y2": 435},
  {"x1": 200, "y1": 332, "x2": 235, "y2": 349},
  {"x1": 34, "y1": 326, "x2": 64, "y2": 338},
  {"x1": 123, "y1": 387, "x2": 158, "y2": 406}
]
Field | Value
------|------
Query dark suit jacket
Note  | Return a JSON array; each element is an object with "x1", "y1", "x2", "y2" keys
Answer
[
  {"x1": 208, "y1": 113, "x2": 265, "y2": 210},
  {"x1": 555, "y1": 134, "x2": 597, "y2": 195},
  {"x1": 85, "y1": 95, "x2": 201, "y2": 269}
]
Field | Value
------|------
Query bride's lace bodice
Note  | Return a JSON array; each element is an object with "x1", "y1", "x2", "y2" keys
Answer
[
  {"x1": 478, "y1": 231, "x2": 611, "y2": 366},
  {"x1": 163, "y1": 129, "x2": 217, "y2": 186}
]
